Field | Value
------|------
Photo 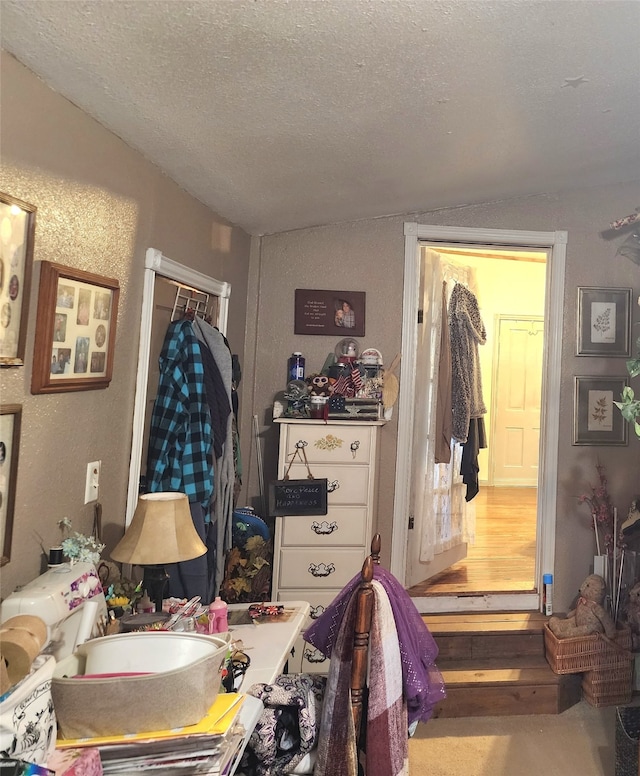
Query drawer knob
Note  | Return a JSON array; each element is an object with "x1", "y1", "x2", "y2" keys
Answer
[
  {"x1": 308, "y1": 562, "x2": 335, "y2": 577},
  {"x1": 304, "y1": 646, "x2": 328, "y2": 664},
  {"x1": 350, "y1": 441, "x2": 360, "y2": 459},
  {"x1": 311, "y1": 520, "x2": 338, "y2": 535},
  {"x1": 327, "y1": 480, "x2": 340, "y2": 493},
  {"x1": 310, "y1": 604, "x2": 326, "y2": 619}
]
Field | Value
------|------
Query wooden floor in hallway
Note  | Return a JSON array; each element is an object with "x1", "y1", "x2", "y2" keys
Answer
[{"x1": 408, "y1": 485, "x2": 538, "y2": 596}]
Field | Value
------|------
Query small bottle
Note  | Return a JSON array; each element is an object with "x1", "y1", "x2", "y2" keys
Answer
[
  {"x1": 208, "y1": 596, "x2": 228, "y2": 634},
  {"x1": 288, "y1": 352, "x2": 305, "y2": 382},
  {"x1": 137, "y1": 592, "x2": 155, "y2": 614},
  {"x1": 543, "y1": 573, "x2": 553, "y2": 616}
]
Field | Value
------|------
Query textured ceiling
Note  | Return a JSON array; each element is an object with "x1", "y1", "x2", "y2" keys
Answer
[{"x1": 1, "y1": 0, "x2": 639, "y2": 236}]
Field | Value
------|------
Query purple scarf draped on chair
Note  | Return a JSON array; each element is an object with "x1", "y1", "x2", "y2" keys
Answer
[
  {"x1": 303, "y1": 565, "x2": 446, "y2": 727},
  {"x1": 313, "y1": 581, "x2": 409, "y2": 776}
]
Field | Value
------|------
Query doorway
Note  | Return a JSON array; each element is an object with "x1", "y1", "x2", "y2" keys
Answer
[{"x1": 391, "y1": 223, "x2": 567, "y2": 613}]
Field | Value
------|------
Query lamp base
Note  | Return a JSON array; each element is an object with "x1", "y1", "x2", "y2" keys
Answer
[{"x1": 142, "y1": 565, "x2": 169, "y2": 612}]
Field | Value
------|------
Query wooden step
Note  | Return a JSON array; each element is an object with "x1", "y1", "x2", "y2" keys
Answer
[
  {"x1": 424, "y1": 611, "x2": 548, "y2": 661},
  {"x1": 422, "y1": 611, "x2": 581, "y2": 717}
]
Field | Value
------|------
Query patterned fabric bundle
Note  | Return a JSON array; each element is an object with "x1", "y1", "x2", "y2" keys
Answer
[
  {"x1": 313, "y1": 581, "x2": 408, "y2": 776},
  {"x1": 304, "y1": 565, "x2": 446, "y2": 727},
  {"x1": 244, "y1": 673, "x2": 326, "y2": 775}
]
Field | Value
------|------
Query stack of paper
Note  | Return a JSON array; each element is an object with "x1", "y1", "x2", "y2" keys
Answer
[{"x1": 56, "y1": 693, "x2": 246, "y2": 776}]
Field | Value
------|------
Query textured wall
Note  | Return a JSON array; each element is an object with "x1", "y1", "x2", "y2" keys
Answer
[
  {"x1": 0, "y1": 52, "x2": 251, "y2": 595},
  {"x1": 248, "y1": 182, "x2": 640, "y2": 611}
]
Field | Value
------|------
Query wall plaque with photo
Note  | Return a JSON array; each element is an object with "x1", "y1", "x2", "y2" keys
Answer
[
  {"x1": 294, "y1": 289, "x2": 366, "y2": 337},
  {"x1": 31, "y1": 261, "x2": 119, "y2": 394}
]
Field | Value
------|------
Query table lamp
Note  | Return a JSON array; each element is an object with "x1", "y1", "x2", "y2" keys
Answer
[{"x1": 111, "y1": 492, "x2": 207, "y2": 611}]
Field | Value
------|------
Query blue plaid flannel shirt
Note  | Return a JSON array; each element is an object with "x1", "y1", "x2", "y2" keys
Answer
[{"x1": 146, "y1": 320, "x2": 214, "y2": 517}]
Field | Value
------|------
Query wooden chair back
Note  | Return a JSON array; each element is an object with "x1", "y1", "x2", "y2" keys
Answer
[{"x1": 350, "y1": 533, "x2": 381, "y2": 747}]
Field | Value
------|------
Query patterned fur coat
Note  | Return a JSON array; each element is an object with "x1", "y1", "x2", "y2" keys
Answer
[{"x1": 448, "y1": 283, "x2": 487, "y2": 443}]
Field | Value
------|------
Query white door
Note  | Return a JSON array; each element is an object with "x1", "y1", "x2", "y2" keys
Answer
[
  {"x1": 491, "y1": 316, "x2": 544, "y2": 486},
  {"x1": 406, "y1": 248, "x2": 470, "y2": 588}
]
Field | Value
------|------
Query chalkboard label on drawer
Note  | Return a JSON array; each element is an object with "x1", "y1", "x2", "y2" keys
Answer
[{"x1": 269, "y1": 479, "x2": 329, "y2": 516}]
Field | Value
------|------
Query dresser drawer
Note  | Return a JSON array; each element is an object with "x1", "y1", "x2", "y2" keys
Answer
[
  {"x1": 281, "y1": 463, "x2": 369, "y2": 505},
  {"x1": 300, "y1": 635, "x2": 330, "y2": 674},
  {"x1": 282, "y1": 424, "x2": 374, "y2": 464},
  {"x1": 275, "y1": 589, "x2": 341, "y2": 622},
  {"x1": 278, "y1": 547, "x2": 366, "y2": 590},
  {"x1": 280, "y1": 506, "x2": 368, "y2": 547}
]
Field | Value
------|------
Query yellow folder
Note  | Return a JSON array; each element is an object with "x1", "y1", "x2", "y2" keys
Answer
[{"x1": 56, "y1": 692, "x2": 245, "y2": 749}]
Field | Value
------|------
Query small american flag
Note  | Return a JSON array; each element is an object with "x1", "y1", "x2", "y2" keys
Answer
[
  {"x1": 332, "y1": 373, "x2": 350, "y2": 396},
  {"x1": 351, "y1": 366, "x2": 363, "y2": 392}
]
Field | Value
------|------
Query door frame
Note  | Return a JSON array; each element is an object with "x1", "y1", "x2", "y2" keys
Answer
[
  {"x1": 124, "y1": 247, "x2": 231, "y2": 530},
  {"x1": 391, "y1": 223, "x2": 567, "y2": 612}
]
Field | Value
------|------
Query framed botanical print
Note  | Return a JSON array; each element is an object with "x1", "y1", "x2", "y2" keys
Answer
[
  {"x1": 577, "y1": 287, "x2": 631, "y2": 356},
  {"x1": 31, "y1": 261, "x2": 119, "y2": 394},
  {"x1": 573, "y1": 376, "x2": 629, "y2": 446},
  {"x1": 0, "y1": 193, "x2": 36, "y2": 367}
]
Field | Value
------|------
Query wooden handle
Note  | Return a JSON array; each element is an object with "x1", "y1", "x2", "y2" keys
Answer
[{"x1": 387, "y1": 353, "x2": 401, "y2": 374}]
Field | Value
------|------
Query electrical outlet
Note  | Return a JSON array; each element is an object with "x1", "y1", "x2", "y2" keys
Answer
[{"x1": 84, "y1": 460, "x2": 101, "y2": 504}]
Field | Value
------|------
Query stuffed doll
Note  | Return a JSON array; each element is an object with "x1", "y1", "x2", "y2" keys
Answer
[
  {"x1": 307, "y1": 373, "x2": 333, "y2": 397},
  {"x1": 548, "y1": 574, "x2": 616, "y2": 639}
]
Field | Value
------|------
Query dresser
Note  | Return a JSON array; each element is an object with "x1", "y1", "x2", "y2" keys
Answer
[{"x1": 272, "y1": 418, "x2": 385, "y2": 673}]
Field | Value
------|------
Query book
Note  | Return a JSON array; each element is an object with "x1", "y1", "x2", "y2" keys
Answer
[
  {"x1": 98, "y1": 723, "x2": 247, "y2": 775},
  {"x1": 56, "y1": 693, "x2": 245, "y2": 750}
]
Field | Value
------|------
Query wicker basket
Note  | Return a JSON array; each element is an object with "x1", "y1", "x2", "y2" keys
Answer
[
  {"x1": 544, "y1": 624, "x2": 632, "y2": 674},
  {"x1": 582, "y1": 662, "x2": 634, "y2": 708}
]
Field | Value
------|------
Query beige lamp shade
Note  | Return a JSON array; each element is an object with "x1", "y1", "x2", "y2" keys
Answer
[{"x1": 111, "y1": 492, "x2": 207, "y2": 565}]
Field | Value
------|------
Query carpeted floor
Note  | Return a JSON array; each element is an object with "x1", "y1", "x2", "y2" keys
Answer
[{"x1": 408, "y1": 702, "x2": 621, "y2": 776}]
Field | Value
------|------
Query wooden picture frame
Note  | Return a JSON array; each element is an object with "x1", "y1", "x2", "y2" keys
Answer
[
  {"x1": 576, "y1": 287, "x2": 631, "y2": 356},
  {"x1": 573, "y1": 376, "x2": 629, "y2": 446},
  {"x1": 295, "y1": 289, "x2": 366, "y2": 337},
  {"x1": 0, "y1": 404, "x2": 22, "y2": 566},
  {"x1": 31, "y1": 261, "x2": 119, "y2": 394},
  {"x1": 0, "y1": 193, "x2": 36, "y2": 367}
]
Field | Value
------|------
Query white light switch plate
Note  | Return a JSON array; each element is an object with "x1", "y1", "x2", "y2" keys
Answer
[{"x1": 84, "y1": 460, "x2": 101, "y2": 504}]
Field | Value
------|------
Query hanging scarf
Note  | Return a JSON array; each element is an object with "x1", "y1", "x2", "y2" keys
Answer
[{"x1": 314, "y1": 581, "x2": 409, "y2": 776}]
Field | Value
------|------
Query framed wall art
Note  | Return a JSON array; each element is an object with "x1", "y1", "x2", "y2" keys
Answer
[
  {"x1": 31, "y1": 261, "x2": 119, "y2": 394},
  {"x1": 573, "y1": 376, "x2": 629, "y2": 446},
  {"x1": 577, "y1": 287, "x2": 631, "y2": 356},
  {"x1": 295, "y1": 289, "x2": 366, "y2": 337},
  {"x1": 0, "y1": 193, "x2": 36, "y2": 367},
  {"x1": 0, "y1": 404, "x2": 22, "y2": 566}
]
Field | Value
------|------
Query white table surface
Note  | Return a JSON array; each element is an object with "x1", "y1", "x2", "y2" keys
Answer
[
  {"x1": 227, "y1": 600, "x2": 310, "y2": 688},
  {"x1": 226, "y1": 600, "x2": 310, "y2": 775}
]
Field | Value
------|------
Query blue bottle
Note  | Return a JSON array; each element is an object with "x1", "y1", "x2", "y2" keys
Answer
[{"x1": 288, "y1": 352, "x2": 305, "y2": 381}]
